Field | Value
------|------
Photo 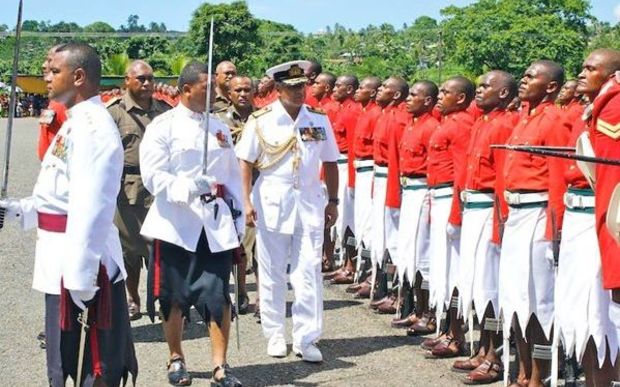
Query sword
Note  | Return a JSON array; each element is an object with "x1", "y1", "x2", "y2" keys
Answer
[
  {"x1": 75, "y1": 308, "x2": 89, "y2": 387},
  {"x1": 201, "y1": 16, "x2": 214, "y2": 177},
  {"x1": 490, "y1": 144, "x2": 620, "y2": 166},
  {"x1": 0, "y1": 0, "x2": 24, "y2": 230},
  {"x1": 549, "y1": 208, "x2": 560, "y2": 387}
]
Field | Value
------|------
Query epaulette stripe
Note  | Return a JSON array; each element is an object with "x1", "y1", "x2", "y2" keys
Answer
[
  {"x1": 251, "y1": 106, "x2": 272, "y2": 118},
  {"x1": 104, "y1": 97, "x2": 121, "y2": 108},
  {"x1": 306, "y1": 106, "x2": 326, "y2": 115},
  {"x1": 597, "y1": 119, "x2": 620, "y2": 140}
]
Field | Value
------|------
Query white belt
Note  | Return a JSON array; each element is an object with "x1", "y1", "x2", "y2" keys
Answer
[
  {"x1": 337, "y1": 153, "x2": 348, "y2": 163},
  {"x1": 402, "y1": 177, "x2": 427, "y2": 187},
  {"x1": 429, "y1": 186, "x2": 454, "y2": 198},
  {"x1": 460, "y1": 190, "x2": 495, "y2": 204},
  {"x1": 504, "y1": 191, "x2": 548, "y2": 205},
  {"x1": 374, "y1": 165, "x2": 388, "y2": 176},
  {"x1": 564, "y1": 192, "x2": 595, "y2": 209},
  {"x1": 355, "y1": 159, "x2": 375, "y2": 168}
]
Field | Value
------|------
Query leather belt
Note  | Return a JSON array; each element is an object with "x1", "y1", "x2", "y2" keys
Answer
[
  {"x1": 564, "y1": 188, "x2": 595, "y2": 210},
  {"x1": 355, "y1": 159, "x2": 375, "y2": 169},
  {"x1": 504, "y1": 190, "x2": 548, "y2": 206},
  {"x1": 337, "y1": 153, "x2": 348, "y2": 164},
  {"x1": 38, "y1": 212, "x2": 67, "y2": 233},
  {"x1": 123, "y1": 166, "x2": 141, "y2": 175}
]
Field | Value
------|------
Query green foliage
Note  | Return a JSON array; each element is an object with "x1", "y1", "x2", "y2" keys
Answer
[
  {"x1": 440, "y1": 0, "x2": 590, "y2": 77},
  {"x1": 84, "y1": 22, "x2": 115, "y2": 33},
  {"x1": 187, "y1": 1, "x2": 260, "y2": 64},
  {"x1": 103, "y1": 53, "x2": 130, "y2": 75},
  {"x1": 126, "y1": 36, "x2": 170, "y2": 59}
]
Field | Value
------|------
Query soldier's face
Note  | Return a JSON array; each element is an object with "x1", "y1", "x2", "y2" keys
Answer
[
  {"x1": 125, "y1": 65, "x2": 154, "y2": 101},
  {"x1": 216, "y1": 63, "x2": 237, "y2": 89},
  {"x1": 277, "y1": 82, "x2": 305, "y2": 107},
  {"x1": 258, "y1": 76, "x2": 274, "y2": 95},
  {"x1": 45, "y1": 51, "x2": 79, "y2": 106},
  {"x1": 311, "y1": 76, "x2": 330, "y2": 99},
  {"x1": 332, "y1": 79, "x2": 352, "y2": 103},
  {"x1": 557, "y1": 81, "x2": 577, "y2": 104},
  {"x1": 577, "y1": 53, "x2": 610, "y2": 100},
  {"x1": 406, "y1": 84, "x2": 429, "y2": 115},
  {"x1": 229, "y1": 77, "x2": 253, "y2": 108},
  {"x1": 375, "y1": 79, "x2": 396, "y2": 104},
  {"x1": 475, "y1": 73, "x2": 502, "y2": 112},
  {"x1": 437, "y1": 80, "x2": 463, "y2": 115},
  {"x1": 519, "y1": 64, "x2": 552, "y2": 103},
  {"x1": 184, "y1": 73, "x2": 211, "y2": 112},
  {"x1": 354, "y1": 80, "x2": 376, "y2": 104}
]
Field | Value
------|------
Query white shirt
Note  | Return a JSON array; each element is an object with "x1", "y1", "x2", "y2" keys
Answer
[
  {"x1": 140, "y1": 103, "x2": 244, "y2": 252},
  {"x1": 21, "y1": 96, "x2": 125, "y2": 295},
  {"x1": 235, "y1": 100, "x2": 340, "y2": 235}
]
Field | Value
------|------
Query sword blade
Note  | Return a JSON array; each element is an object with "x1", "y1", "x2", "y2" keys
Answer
[
  {"x1": 76, "y1": 307, "x2": 89, "y2": 387},
  {"x1": 491, "y1": 144, "x2": 620, "y2": 166},
  {"x1": 1, "y1": 0, "x2": 24, "y2": 198},
  {"x1": 232, "y1": 264, "x2": 240, "y2": 350},
  {"x1": 202, "y1": 17, "x2": 214, "y2": 176}
]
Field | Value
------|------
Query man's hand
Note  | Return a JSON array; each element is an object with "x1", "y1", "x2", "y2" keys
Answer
[
  {"x1": 0, "y1": 198, "x2": 23, "y2": 228},
  {"x1": 324, "y1": 202, "x2": 338, "y2": 229},
  {"x1": 191, "y1": 175, "x2": 216, "y2": 196},
  {"x1": 69, "y1": 289, "x2": 96, "y2": 311},
  {"x1": 446, "y1": 223, "x2": 460, "y2": 241},
  {"x1": 612, "y1": 288, "x2": 620, "y2": 304},
  {"x1": 244, "y1": 201, "x2": 257, "y2": 227}
]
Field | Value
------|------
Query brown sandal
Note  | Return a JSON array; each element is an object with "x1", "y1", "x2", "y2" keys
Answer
[
  {"x1": 452, "y1": 354, "x2": 484, "y2": 373},
  {"x1": 463, "y1": 360, "x2": 502, "y2": 385}
]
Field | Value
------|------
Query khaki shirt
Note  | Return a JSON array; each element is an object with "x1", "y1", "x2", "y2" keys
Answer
[
  {"x1": 107, "y1": 93, "x2": 171, "y2": 205},
  {"x1": 213, "y1": 92, "x2": 231, "y2": 112},
  {"x1": 215, "y1": 104, "x2": 255, "y2": 145}
]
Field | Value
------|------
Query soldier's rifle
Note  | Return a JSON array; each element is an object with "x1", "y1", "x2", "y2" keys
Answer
[
  {"x1": 490, "y1": 144, "x2": 620, "y2": 167},
  {"x1": 0, "y1": 0, "x2": 24, "y2": 229}
]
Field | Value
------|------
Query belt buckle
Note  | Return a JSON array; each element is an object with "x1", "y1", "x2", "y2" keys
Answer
[
  {"x1": 400, "y1": 176, "x2": 407, "y2": 186},
  {"x1": 506, "y1": 192, "x2": 520, "y2": 205},
  {"x1": 460, "y1": 191, "x2": 468, "y2": 203}
]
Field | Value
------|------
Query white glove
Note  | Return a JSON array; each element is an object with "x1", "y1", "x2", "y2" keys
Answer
[
  {"x1": 69, "y1": 289, "x2": 97, "y2": 311},
  {"x1": 0, "y1": 198, "x2": 23, "y2": 226},
  {"x1": 190, "y1": 175, "x2": 216, "y2": 196},
  {"x1": 446, "y1": 223, "x2": 461, "y2": 241},
  {"x1": 544, "y1": 244, "x2": 556, "y2": 267}
]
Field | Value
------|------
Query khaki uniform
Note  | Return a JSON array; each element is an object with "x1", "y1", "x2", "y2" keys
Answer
[
  {"x1": 213, "y1": 91, "x2": 231, "y2": 112},
  {"x1": 107, "y1": 93, "x2": 171, "y2": 271},
  {"x1": 216, "y1": 105, "x2": 257, "y2": 265}
]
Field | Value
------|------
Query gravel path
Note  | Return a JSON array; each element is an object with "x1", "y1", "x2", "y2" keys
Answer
[{"x1": 0, "y1": 118, "x2": 505, "y2": 386}]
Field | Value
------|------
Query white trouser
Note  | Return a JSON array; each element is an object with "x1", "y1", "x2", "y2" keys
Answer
[
  {"x1": 256, "y1": 225, "x2": 323, "y2": 346},
  {"x1": 556, "y1": 208, "x2": 619, "y2": 365},
  {"x1": 458, "y1": 206, "x2": 500, "y2": 321},
  {"x1": 371, "y1": 174, "x2": 387, "y2": 266},
  {"x1": 499, "y1": 205, "x2": 554, "y2": 339},
  {"x1": 385, "y1": 207, "x2": 400, "y2": 264},
  {"x1": 354, "y1": 165, "x2": 374, "y2": 249},
  {"x1": 396, "y1": 186, "x2": 430, "y2": 285},
  {"x1": 335, "y1": 158, "x2": 355, "y2": 244},
  {"x1": 428, "y1": 192, "x2": 460, "y2": 311}
]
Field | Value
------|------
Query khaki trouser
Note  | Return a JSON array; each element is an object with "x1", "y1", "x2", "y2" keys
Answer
[{"x1": 114, "y1": 203, "x2": 149, "y2": 271}]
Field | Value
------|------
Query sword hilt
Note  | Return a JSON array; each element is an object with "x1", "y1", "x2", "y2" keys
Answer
[{"x1": 0, "y1": 207, "x2": 5, "y2": 230}]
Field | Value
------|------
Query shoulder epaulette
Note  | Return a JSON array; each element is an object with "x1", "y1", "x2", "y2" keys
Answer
[
  {"x1": 105, "y1": 97, "x2": 121, "y2": 109},
  {"x1": 306, "y1": 105, "x2": 326, "y2": 115},
  {"x1": 251, "y1": 106, "x2": 272, "y2": 118}
]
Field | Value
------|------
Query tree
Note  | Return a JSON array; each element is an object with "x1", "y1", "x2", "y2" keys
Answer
[
  {"x1": 21, "y1": 20, "x2": 41, "y2": 32},
  {"x1": 440, "y1": 0, "x2": 591, "y2": 77},
  {"x1": 103, "y1": 53, "x2": 130, "y2": 76},
  {"x1": 84, "y1": 22, "x2": 115, "y2": 33},
  {"x1": 126, "y1": 36, "x2": 170, "y2": 59},
  {"x1": 0, "y1": 24, "x2": 9, "y2": 32},
  {"x1": 187, "y1": 1, "x2": 260, "y2": 64},
  {"x1": 120, "y1": 14, "x2": 145, "y2": 32}
]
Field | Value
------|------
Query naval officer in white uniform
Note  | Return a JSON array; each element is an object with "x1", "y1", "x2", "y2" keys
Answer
[{"x1": 236, "y1": 60, "x2": 340, "y2": 363}]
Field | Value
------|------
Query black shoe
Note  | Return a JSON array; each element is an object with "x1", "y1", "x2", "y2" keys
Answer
[
  {"x1": 167, "y1": 357, "x2": 192, "y2": 386},
  {"x1": 237, "y1": 294, "x2": 250, "y2": 315},
  {"x1": 37, "y1": 331, "x2": 46, "y2": 349},
  {"x1": 211, "y1": 364, "x2": 242, "y2": 387}
]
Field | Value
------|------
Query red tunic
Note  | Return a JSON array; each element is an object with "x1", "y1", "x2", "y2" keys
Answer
[
  {"x1": 399, "y1": 113, "x2": 439, "y2": 176},
  {"x1": 305, "y1": 84, "x2": 319, "y2": 107},
  {"x1": 330, "y1": 98, "x2": 362, "y2": 187},
  {"x1": 564, "y1": 111, "x2": 589, "y2": 189},
  {"x1": 353, "y1": 102, "x2": 382, "y2": 160},
  {"x1": 38, "y1": 100, "x2": 67, "y2": 161},
  {"x1": 254, "y1": 90, "x2": 278, "y2": 108},
  {"x1": 503, "y1": 101, "x2": 571, "y2": 240},
  {"x1": 589, "y1": 78, "x2": 620, "y2": 289},
  {"x1": 427, "y1": 110, "x2": 475, "y2": 225},
  {"x1": 457, "y1": 110, "x2": 514, "y2": 242},
  {"x1": 561, "y1": 99, "x2": 585, "y2": 130},
  {"x1": 384, "y1": 103, "x2": 412, "y2": 208}
]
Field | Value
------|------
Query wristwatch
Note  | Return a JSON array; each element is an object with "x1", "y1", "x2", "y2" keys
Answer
[{"x1": 328, "y1": 198, "x2": 339, "y2": 205}]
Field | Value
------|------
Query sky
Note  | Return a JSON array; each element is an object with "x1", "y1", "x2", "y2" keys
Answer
[{"x1": 0, "y1": 0, "x2": 619, "y2": 33}]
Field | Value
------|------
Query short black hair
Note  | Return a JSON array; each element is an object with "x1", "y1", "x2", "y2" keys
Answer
[
  {"x1": 338, "y1": 74, "x2": 359, "y2": 90},
  {"x1": 491, "y1": 70, "x2": 518, "y2": 101},
  {"x1": 54, "y1": 42, "x2": 101, "y2": 85},
  {"x1": 362, "y1": 76, "x2": 382, "y2": 90},
  {"x1": 178, "y1": 61, "x2": 209, "y2": 90},
  {"x1": 533, "y1": 60, "x2": 565, "y2": 86},
  {"x1": 414, "y1": 80, "x2": 439, "y2": 104},
  {"x1": 319, "y1": 72, "x2": 337, "y2": 89},
  {"x1": 307, "y1": 61, "x2": 322, "y2": 76},
  {"x1": 449, "y1": 76, "x2": 475, "y2": 105},
  {"x1": 390, "y1": 76, "x2": 410, "y2": 100}
]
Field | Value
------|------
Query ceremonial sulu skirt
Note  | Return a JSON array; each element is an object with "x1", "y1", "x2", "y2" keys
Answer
[{"x1": 147, "y1": 231, "x2": 233, "y2": 326}]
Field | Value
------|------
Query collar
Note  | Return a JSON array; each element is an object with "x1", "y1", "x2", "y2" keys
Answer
[
  {"x1": 176, "y1": 102, "x2": 205, "y2": 121},
  {"x1": 413, "y1": 112, "x2": 432, "y2": 124},
  {"x1": 67, "y1": 95, "x2": 103, "y2": 118},
  {"x1": 227, "y1": 104, "x2": 254, "y2": 123}
]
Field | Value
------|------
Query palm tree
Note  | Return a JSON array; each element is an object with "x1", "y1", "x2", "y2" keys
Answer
[
  {"x1": 168, "y1": 54, "x2": 192, "y2": 76},
  {"x1": 103, "y1": 53, "x2": 130, "y2": 76}
]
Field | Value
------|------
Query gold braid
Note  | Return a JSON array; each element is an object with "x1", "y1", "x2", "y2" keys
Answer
[{"x1": 254, "y1": 123, "x2": 299, "y2": 170}]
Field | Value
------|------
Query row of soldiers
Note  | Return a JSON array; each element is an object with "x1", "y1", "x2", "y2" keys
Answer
[
  {"x1": 306, "y1": 52, "x2": 620, "y2": 387},
  {"x1": 9, "y1": 39, "x2": 620, "y2": 386}
]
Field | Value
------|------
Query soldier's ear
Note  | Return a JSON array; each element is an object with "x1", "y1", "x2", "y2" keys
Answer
[
  {"x1": 546, "y1": 80, "x2": 560, "y2": 95},
  {"x1": 73, "y1": 67, "x2": 86, "y2": 88},
  {"x1": 456, "y1": 92, "x2": 467, "y2": 106},
  {"x1": 499, "y1": 87, "x2": 510, "y2": 100},
  {"x1": 393, "y1": 90, "x2": 402, "y2": 101}
]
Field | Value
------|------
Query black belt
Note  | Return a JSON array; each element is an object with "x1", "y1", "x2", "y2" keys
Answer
[
  {"x1": 401, "y1": 173, "x2": 426, "y2": 179},
  {"x1": 429, "y1": 182, "x2": 453, "y2": 189},
  {"x1": 123, "y1": 166, "x2": 141, "y2": 175}
]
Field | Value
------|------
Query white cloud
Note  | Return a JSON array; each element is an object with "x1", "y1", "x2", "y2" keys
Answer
[{"x1": 615, "y1": 3, "x2": 620, "y2": 22}]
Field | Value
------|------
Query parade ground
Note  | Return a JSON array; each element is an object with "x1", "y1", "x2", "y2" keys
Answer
[{"x1": 0, "y1": 118, "x2": 507, "y2": 386}]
